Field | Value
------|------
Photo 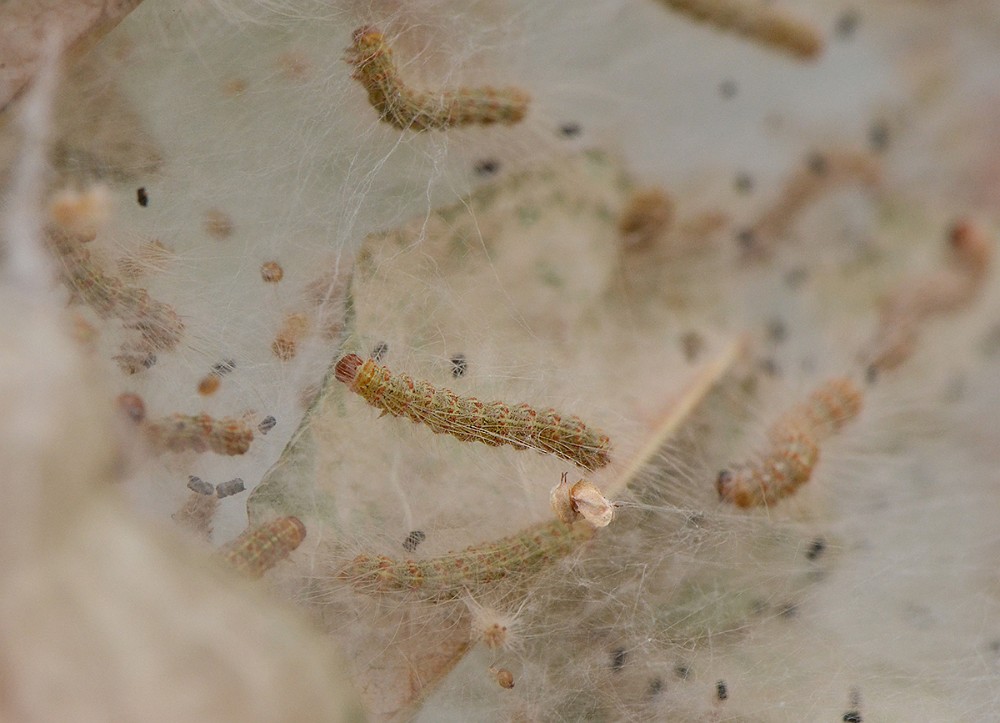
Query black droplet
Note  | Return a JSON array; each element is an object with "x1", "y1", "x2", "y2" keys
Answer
[
  {"x1": 372, "y1": 341, "x2": 389, "y2": 361},
  {"x1": 450, "y1": 353, "x2": 467, "y2": 378},
  {"x1": 842, "y1": 712, "x2": 862, "y2": 723},
  {"x1": 402, "y1": 530, "x2": 426, "y2": 552},
  {"x1": 258, "y1": 415, "x2": 277, "y2": 434},
  {"x1": 136, "y1": 187, "x2": 149, "y2": 207},
  {"x1": 474, "y1": 159, "x2": 500, "y2": 177}
]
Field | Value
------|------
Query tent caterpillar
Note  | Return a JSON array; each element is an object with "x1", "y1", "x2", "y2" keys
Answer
[
  {"x1": 741, "y1": 149, "x2": 882, "y2": 260},
  {"x1": 346, "y1": 26, "x2": 530, "y2": 131},
  {"x1": 654, "y1": 0, "x2": 823, "y2": 60},
  {"x1": 334, "y1": 353, "x2": 612, "y2": 471},
  {"x1": 867, "y1": 221, "x2": 992, "y2": 374},
  {"x1": 717, "y1": 377, "x2": 862, "y2": 508},
  {"x1": 220, "y1": 516, "x2": 307, "y2": 579},
  {"x1": 144, "y1": 413, "x2": 254, "y2": 456},
  {"x1": 339, "y1": 519, "x2": 593, "y2": 598}
]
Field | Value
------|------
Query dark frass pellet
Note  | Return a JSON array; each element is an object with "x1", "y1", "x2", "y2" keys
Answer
[
  {"x1": 216, "y1": 478, "x2": 246, "y2": 499},
  {"x1": 187, "y1": 475, "x2": 214, "y2": 496},
  {"x1": 372, "y1": 341, "x2": 388, "y2": 361},
  {"x1": 258, "y1": 415, "x2": 277, "y2": 435},
  {"x1": 716, "y1": 680, "x2": 728, "y2": 701},
  {"x1": 402, "y1": 530, "x2": 426, "y2": 552},
  {"x1": 474, "y1": 159, "x2": 500, "y2": 177},
  {"x1": 450, "y1": 353, "x2": 467, "y2": 378},
  {"x1": 136, "y1": 187, "x2": 149, "y2": 207},
  {"x1": 806, "y1": 537, "x2": 827, "y2": 560}
]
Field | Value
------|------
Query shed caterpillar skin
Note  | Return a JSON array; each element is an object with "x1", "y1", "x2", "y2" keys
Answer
[
  {"x1": 144, "y1": 413, "x2": 254, "y2": 456},
  {"x1": 220, "y1": 517, "x2": 307, "y2": 579},
  {"x1": 47, "y1": 228, "x2": 185, "y2": 361},
  {"x1": 654, "y1": 0, "x2": 824, "y2": 60},
  {"x1": 339, "y1": 519, "x2": 593, "y2": 598},
  {"x1": 334, "y1": 353, "x2": 612, "y2": 471},
  {"x1": 717, "y1": 377, "x2": 862, "y2": 508},
  {"x1": 867, "y1": 221, "x2": 992, "y2": 374},
  {"x1": 346, "y1": 26, "x2": 531, "y2": 131}
]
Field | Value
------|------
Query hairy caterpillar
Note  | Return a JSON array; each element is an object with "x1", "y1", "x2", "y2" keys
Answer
[
  {"x1": 717, "y1": 377, "x2": 863, "y2": 508},
  {"x1": 144, "y1": 413, "x2": 254, "y2": 456},
  {"x1": 742, "y1": 150, "x2": 881, "y2": 259},
  {"x1": 47, "y1": 228, "x2": 185, "y2": 366},
  {"x1": 334, "y1": 353, "x2": 612, "y2": 471},
  {"x1": 346, "y1": 26, "x2": 530, "y2": 131},
  {"x1": 867, "y1": 221, "x2": 992, "y2": 375},
  {"x1": 654, "y1": 0, "x2": 824, "y2": 60},
  {"x1": 339, "y1": 519, "x2": 593, "y2": 598},
  {"x1": 618, "y1": 187, "x2": 674, "y2": 250},
  {"x1": 220, "y1": 517, "x2": 307, "y2": 579}
]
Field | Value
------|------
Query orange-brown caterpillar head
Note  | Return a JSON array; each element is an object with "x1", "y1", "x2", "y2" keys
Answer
[{"x1": 335, "y1": 353, "x2": 364, "y2": 384}]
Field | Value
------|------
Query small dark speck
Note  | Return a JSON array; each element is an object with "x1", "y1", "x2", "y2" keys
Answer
[
  {"x1": 759, "y1": 358, "x2": 781, "y2": 377},
  {"x1": 989, "y1": 638, "x2": 1000, "y2": 654},
  {"x1": 372, "y1": 341, "x2": 388, "y2": 361},
  {"x1": 212, "y1": 359, "x2": 236, "y2": 376},
  {"x1": 736, "y1": 227, "x2": 756, "y2": 250},
  {"x1": 719, "y1": 78, "x2": 738, "y2": 99},
  {"x1": 734, "y1": 172, "x2": 754, "y2": 194},
  {"x1": 611, "y1": 648, "x2": 627, "y2": 672},
  {"x1": 716, "y1": 680, "x2": 728, "y2": 701},
  {"x1": 559, "y1": 122, "x2": 581, "y2": 138},
  {"x1": 142, "y1": 354, "x2": 157, "y2": 369},
  {"x1": 842, "y1": 712, "x2": 862, "y2": 723},
  {"x1": 647, "y1": 678, "x2": 664, "y2": 696},
  {"x1": 835, "y1": 10, "x2": 861, "y2": 40},
  {"x1": 450, "y1": 353, "x2": 467, "y2": 378},
  {"x1": 869, "y1": 121, "x2": 889, "y2": 152},
  {"x1": 136, "y1": 187, "x2": 149, "y2": 207},
  {"x1": 258, "y1": 415, "x2": 277, "y2": 434},
  {"x1": 865, "y1": 364, "x2": 879, "y2": 385},
  {"x1": 402, "y1": 530, "x2": 426, "y2": 552},
  {"x1": 785, "y1": 267, "x2": 809, "y2": 289},
  {"x1": 674, "y1": 664, "x2": 691, "y2": 680},
  {"x1": 216, "y1": 478, "x2": 246, "y2": 499},
  {"x1": 806, "y1": 537, "x2": 827, "y2": 561},
  {"x1": 807, "y1": 152, "x2": 828, "y2": 176},
  {"x1": 777, "y1": 601, "x2": 798, "y2": 619},
  {"x1": 681, "y1": 330, "x2": 705, "y2": 362},
  {"x1": 474, "y1": 159, "x2": 500, "y2": 177},
  {"x1": 766, "y1": 318, "x2": 787, "y2": 343},
  {"x1": 187, "y1": 475, "x2": 214, "y2": 496}
]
